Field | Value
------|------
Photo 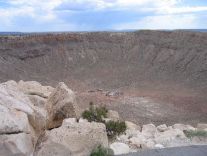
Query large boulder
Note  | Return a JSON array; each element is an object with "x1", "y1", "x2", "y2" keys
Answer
[
  {"x1": 36, "y1": 118, "x2": 108, "y2": 156},
  {"x1": 110, "y1": 142, "x2": 130, "y2": 155},
  {"x1": 0, "y1": 133, "x2": 34, "y2": 156},
  {"x1": 18, "y1": 80, "x2": 54, "y2": 98},
  {"x1": 46, "y1": 82, "x2": 80, "y2": 129}
]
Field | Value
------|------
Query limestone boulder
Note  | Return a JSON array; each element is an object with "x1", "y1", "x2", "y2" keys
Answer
[
  {"x1": 18, "y1": 80, "x2": 54, "y2": 98},
  {"x1": 36, "y1": 118, "x2": 108, "y2": 156},
  {"x1": 46, "y1": 82, "x2": 80, "y2": 129},
  {"x1": 0, "y1": 133, "x2": 34, "y2": 156},
  {"x1": 110, "y1": 142, "x2": 130, "y2": 155}
]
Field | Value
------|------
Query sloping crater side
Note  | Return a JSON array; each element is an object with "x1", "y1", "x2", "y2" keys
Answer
[{"x1": 0, "y1": 30, "x2": 207, "y2": 121}]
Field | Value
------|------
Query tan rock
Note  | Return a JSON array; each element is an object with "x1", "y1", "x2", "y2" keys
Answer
[
  {"x1": 36, "y1": 118, "x2": 108, "y2": 156},
  {"x1": 46, "y1": 82, "x2": 80, "y2": 129}
]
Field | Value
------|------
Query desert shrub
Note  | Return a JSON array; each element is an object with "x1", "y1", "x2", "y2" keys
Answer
[
  {"x1": 184, "y1": 130, "x2": 207, "y2": 138},
  {"x1": 90, "y1": 145, "x2": 114, "y2": 156},
  {"x1": 82, "y1": 102, "x2": 108, "y2": 122},
  {"x1": 105, "y1": 120, "x2": 126, "y2": 138}
]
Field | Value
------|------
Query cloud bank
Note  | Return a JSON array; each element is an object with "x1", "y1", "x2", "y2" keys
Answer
[{"x1": 0, "y1": 0, "x2": 206, "y2": 31}]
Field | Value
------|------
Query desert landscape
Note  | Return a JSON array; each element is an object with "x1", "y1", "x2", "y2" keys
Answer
[{"x1": 0, "y1": 31, "x2": 207, "y2": 155}]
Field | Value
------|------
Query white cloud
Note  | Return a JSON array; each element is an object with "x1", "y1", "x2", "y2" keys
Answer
[{"x1": 114, "y1": 14, "x2": 199, "y2": 30}]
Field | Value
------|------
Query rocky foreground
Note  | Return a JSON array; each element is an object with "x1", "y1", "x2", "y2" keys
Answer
[{"x1": 0, "y1": 80, "x2": 206, "y2": 156}]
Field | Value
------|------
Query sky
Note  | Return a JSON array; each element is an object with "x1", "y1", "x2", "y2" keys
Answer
[{"x1": 0, "y1": 0, "x2": 207, "y2": 32}]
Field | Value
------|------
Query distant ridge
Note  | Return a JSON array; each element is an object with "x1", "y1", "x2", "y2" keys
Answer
[{"x1": 0, "y1": 29, "x2": 207, "y2": 35}]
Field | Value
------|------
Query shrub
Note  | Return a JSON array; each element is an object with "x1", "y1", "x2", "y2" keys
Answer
[
  {"x1": 184, "y1": 130, "x2": 207, "y2": 138},
  {"x1": 105, "y1": 120, "x2": 126, "y2": 138},
  {"x1": 90, "y1": 145, "x2": 114, "y2": 156},
  {"x1": 82, "y1": 102, "x2": 108, "y2": 122}
]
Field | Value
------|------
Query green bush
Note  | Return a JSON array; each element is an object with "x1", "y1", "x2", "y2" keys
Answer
[
  {"x1": 90, "y1": 145, "x2": 114, "y2": 156},
  {"x1": 184, "y1": 130, "x2": 207, "y2": 138},
  {"x1": 105, "y1": 121, "x2": 126, "y2": 138},
  {"x1": 82, "y1": 102, "x2": 126, "y2": 139},
  {"x1": 82, "y1": 102, "x2": 108, "y2": 122}
]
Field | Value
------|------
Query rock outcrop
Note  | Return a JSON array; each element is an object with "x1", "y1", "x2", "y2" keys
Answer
[
  {"x1": 35, "y1": 118, "x2": 108, "y2": 156},
  {"x1": 46, "y1": 82, "x2": 80, "y2": 129}
]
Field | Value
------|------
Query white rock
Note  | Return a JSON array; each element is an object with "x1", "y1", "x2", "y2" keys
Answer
[
  {"x1": 157, "y1": 124, "x2": 168, "y2": 132},
  {"x1": 142, "y1": 124, "x2": 157, "y2": 139},
  {"x1": 110, "y1": 142, "x2": 130, "y2": 155},
  {"x1": 125, "y1": 121, "x2": 141, "y2": 131},
  {"x1": 36, "y1": 118, "x2": 108, "y2": 156},
  {"x1": 155, "y1": 144, "x2": 164, "y2": 149},
  {"x1": 46, "y1": 82, "x2": 80, "y2": 129}
]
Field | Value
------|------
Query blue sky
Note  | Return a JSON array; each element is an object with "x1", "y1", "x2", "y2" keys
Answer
[{"x1": 0, "y1": 0, "x2": 207, "y2": 32}]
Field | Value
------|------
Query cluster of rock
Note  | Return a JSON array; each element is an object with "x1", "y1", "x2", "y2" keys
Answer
[
  {"x1": 0, "y1": 80, "x2": 108, "y2": 156},
  {"x1": 111, "y1": 122, "x2": 207, "y2": 155},
  {"x1": 0, "y1": 80, "x2": 206, "y2": 156}
]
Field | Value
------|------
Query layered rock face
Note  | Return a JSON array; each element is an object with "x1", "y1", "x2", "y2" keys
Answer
[{"x1": 0, "y1": 31, "x2": 207, "y2": 93}]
